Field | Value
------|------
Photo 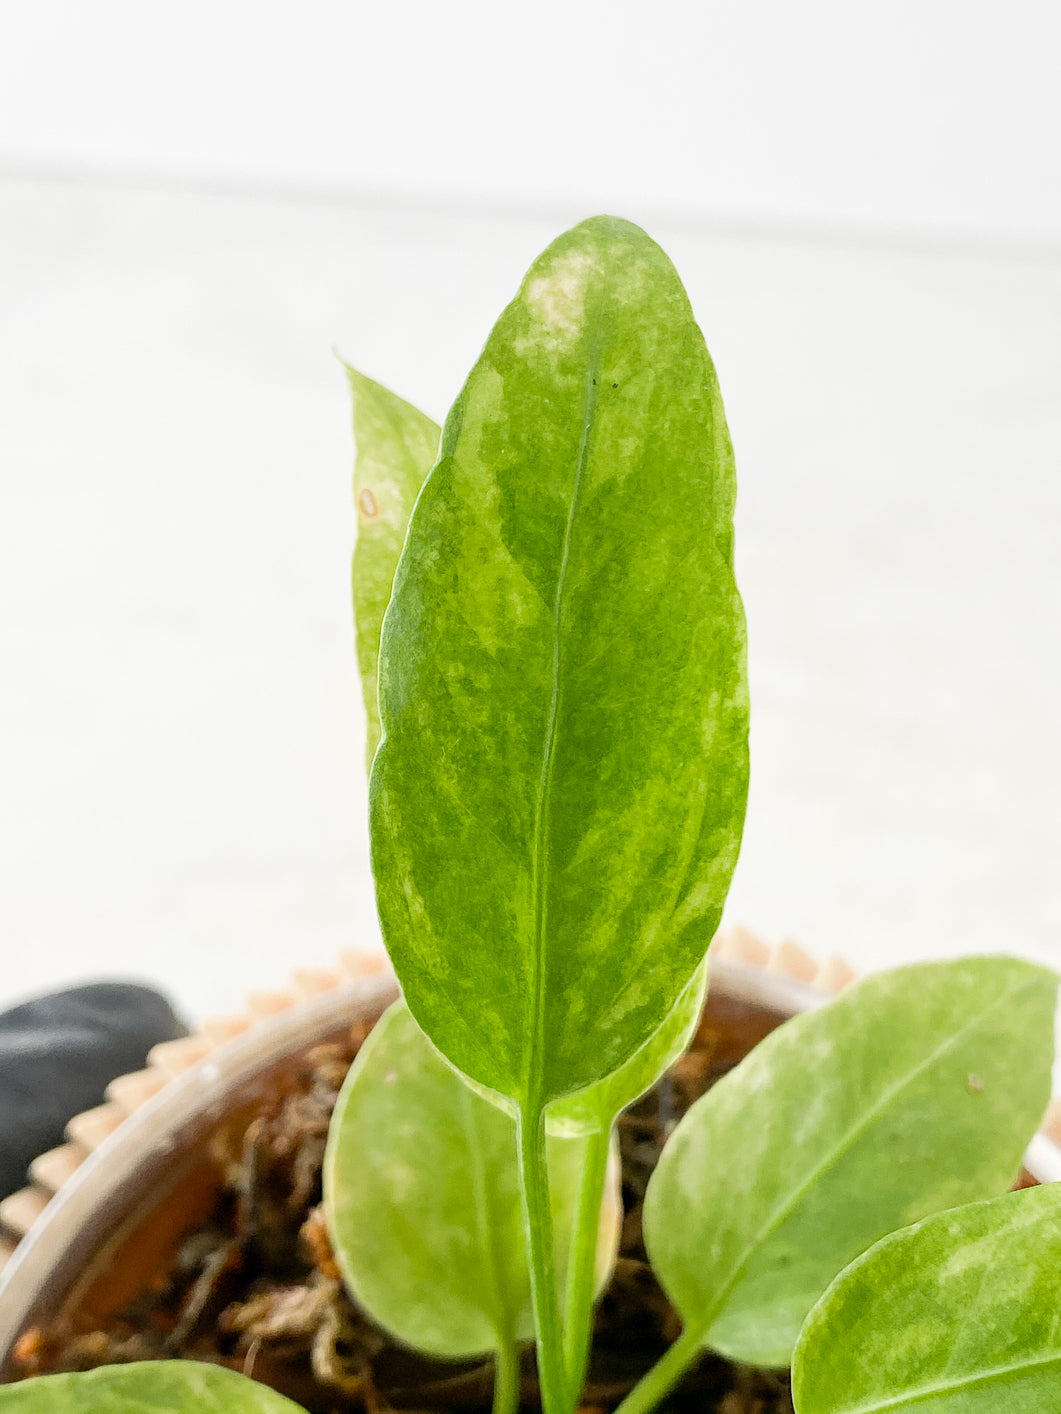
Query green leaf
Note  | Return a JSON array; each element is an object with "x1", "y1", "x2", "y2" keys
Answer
[
  {"x1": 0, "y1": 1361, "x2": 307, "y2": 1412},
  {"x1": 793, "y1": 1184, "x2": 1061, "y2": 1413},
  {"x1": 346, "y1": 364, "x2": 440, "y2": 767},
  {"x1": 323, "y1": 999, "x2": 620, "y2": 1360},
  {"x1": 547, "y1": 955, "x2": 709, "y2": 1135},
  {"x1": 643, "y1": 956, "x2": 1057, "y2": 1368},
  {"x1": 460, "y1": 955, "x2": 707, "y2": 1134},
  {"x1": 370, "y1": 214, "x2": 748, "y2": 1109}
]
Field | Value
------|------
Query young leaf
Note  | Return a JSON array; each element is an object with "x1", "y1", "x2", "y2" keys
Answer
[
  {"x1": 346, "y1": 364, "x2": 440, "y2": 766},
  {"x1": 323, "y1": 1000, "x2": 620, "y2": 1360},
  {"x1": 547, "y1": 955, "x2": 709, "y2": 1136},
  {"x1": 642, "y1": 956, "x2": 1057, "y2": 1370},
  {"x1": 793, "y1": 1184, "x2": 1061, "y2": 1413},
  {"x1": 370, "y1": 215, "x2": 748, "y2": 1110},
  {"x1": 0, "y1": 1360, "x2": 307, "y2": 1411}
]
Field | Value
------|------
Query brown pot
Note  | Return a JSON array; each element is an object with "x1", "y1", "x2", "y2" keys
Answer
[{"x1": 1, "y1": 938, "x2": 1058, "y2": 1388}]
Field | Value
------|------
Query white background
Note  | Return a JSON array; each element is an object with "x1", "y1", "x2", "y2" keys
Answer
[
  {"x1": 1, "y1": 3, "x2": 1059, "y2": 1022},
  {"x1": 2, "y1": 0, "x2": 1060, "y2": 244}
]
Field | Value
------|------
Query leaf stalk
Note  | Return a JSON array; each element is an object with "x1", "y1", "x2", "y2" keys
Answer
[
  {"x1": 516, "y1": 1105, "x2": 570, "y2": 1414},
  {"x1": 561, "y1": 1123, "x2": 612, "y2": 1402},
  {"x1": 492, "y1": 1337, "x2": 521, "y2": 1414},
  {"x1": 611, "y1": 1323, "x2": 705, "y2": 1414}
]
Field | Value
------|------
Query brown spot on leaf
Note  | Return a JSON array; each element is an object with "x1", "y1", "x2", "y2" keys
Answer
[{"x1": 359, "y1": 488, "x2": 379, "y2": 519}]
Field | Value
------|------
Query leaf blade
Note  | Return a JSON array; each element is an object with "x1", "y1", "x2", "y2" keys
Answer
[
  {"x1": 323, "y1": 1000, "x2": 620, "y2": 1360},
  {"x1": 0, "y1": 1361, "x2": 307, "y2": 1412},
  {"x1": 370, "y1": 215, "x2": 748, "y2": 1106},
  {"x1": 644, "y1": 956, "x2": 1058, "y2": 1367},
  {"x1": 346, "y1": 364, "x2": 440, "y2": 766},
  {"x1": 547, "y1": 956, "x2": 709, "y2": 1135},
  {"x1": 793, "y1": 1184, "x2": 1061, "y2": 1413}
]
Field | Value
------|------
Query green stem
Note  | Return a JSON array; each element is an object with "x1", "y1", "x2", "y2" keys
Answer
[
  {"x1": 517, "y1": 1104, "x2": 569, "y2": 1414},
  {"x1": 492, "y1": 1337, "x2": 521, "y2": 1414},
  {"x1": 562, "y1": 1123, "x2": 611, "y2": 1402},
  {"x1": 611, "y1": 1324, "x2": 705, "y2": 1414}
]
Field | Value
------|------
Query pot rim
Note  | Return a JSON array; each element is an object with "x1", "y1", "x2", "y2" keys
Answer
[
  {"x1": 1, "y1": 951, "x2": 1058, "y2": 1367},
  {"x1": 0, "y1": 969, "x2": 399, "y2": 1359}
]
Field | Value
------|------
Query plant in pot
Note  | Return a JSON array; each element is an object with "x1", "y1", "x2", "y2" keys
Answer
[{"x1": 2, "y1": 217, "x2": 1060, "y2": 1414}]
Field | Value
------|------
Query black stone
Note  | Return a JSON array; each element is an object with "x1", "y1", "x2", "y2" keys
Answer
[{"x1": 0, "y1": 982, "x2": 188, "y2": 1200}]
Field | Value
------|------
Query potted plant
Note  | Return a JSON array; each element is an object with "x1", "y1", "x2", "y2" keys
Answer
[
  {"x1": 2, "y1": 216, "x2": 1060, "y2": 1414},
  {"x1": 0, "y1": 934, "x2": 866, "y2": 1412}
]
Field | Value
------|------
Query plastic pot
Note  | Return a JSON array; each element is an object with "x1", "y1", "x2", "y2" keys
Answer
[{"x1": 1, "y1": 940, "x2": 1058, "y2": 1384}]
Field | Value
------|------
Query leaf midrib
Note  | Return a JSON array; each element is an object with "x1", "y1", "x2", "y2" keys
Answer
[
  {"x1": 834, "y1": 1348, "x2": 1061, "y2": 1412},
  {"x1": 524, "y1": 300, "x2": 604, "y2": 1112},
  {"x1": 684, "y1": 973, "x2": 1036, "y2": 1341}
]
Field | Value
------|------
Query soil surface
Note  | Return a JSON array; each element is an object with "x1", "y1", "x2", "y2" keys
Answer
[{"x1": 13, "y1": 1002, "x2": 793, "y2": 1414}]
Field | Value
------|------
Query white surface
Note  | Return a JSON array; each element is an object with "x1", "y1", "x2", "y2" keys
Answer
[
  {"x1": 1, "y1": 175, "x2": 1059, "y2": 1022},
  {"x1": 2, "y1": 1, "x2": 1061, "y2": 244}
]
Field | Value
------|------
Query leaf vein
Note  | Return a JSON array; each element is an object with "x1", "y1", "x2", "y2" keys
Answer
[
  {"x1": 838, "y1": 1350, "x2": 1061, "y2": 1413},
  {"x1": 524, "y1": 304, "x2": 604, "y2": 1108},
  {"x1": 693, "y1": 974, "x2": 1038, "y2": 1340}
]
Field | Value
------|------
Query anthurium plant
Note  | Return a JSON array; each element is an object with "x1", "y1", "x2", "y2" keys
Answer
[{"x1": 3, "y1": 218, "x2": 1059, "y2": 1414}]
